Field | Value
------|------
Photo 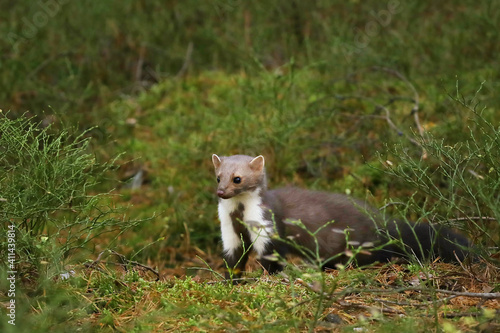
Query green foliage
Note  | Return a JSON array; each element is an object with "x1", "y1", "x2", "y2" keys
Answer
[
  {"x1": 381, "y1": 84, "x2": 500, "y2": 254},
  {"x1": 0, "y1": 115, "x2": 96, "y2": 230},
  {"x1": 0, "y1": 114, "x2": 140, "y2": 277}
]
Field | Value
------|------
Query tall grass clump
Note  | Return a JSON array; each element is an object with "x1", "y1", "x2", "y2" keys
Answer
[
  {"x1": 0, "y1": 114, "x2": 140, "y2": 282},
  {"x1": 381, "y1": 85, "x2": 499, "y2": 263}
]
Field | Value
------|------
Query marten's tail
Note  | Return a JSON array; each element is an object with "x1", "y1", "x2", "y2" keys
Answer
[{"x1": 379, "y1": 220, "x2": 471, "y2": 263}]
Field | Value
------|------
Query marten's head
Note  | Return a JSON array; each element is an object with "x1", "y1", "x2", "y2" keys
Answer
[{"x1": 211, "y1": 154, "x2": 267, "y2": 199}]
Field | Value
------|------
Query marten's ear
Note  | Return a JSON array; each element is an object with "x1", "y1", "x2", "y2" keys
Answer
[
  {"x1": 212, "y1": 154, "x2": 222, "y2": 169},
  {"x1": 249, "y1": 155, "x2": 265, "y2": 172}
]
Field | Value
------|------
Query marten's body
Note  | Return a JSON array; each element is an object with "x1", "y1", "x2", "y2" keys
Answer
[{"x1": 212, "y1": 154, "x2": 469, "y2": 277}]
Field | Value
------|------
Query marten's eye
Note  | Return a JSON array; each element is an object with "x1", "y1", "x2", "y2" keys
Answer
[
  {"x1": 216, "y1": 176, "x2": 220, "y2": 183},
  {"x1": 233, "y1": 177, "x2": 241, "y2": 184}
]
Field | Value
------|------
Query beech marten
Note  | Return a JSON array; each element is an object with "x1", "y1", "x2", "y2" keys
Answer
[{"x1": 212, "y1": 154, "x2": 470, "y2": 278}]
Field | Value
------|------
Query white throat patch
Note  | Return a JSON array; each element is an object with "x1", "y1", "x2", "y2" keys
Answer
[{"x1": 218, "y1": 188, "x2": 273, "y2": 257}]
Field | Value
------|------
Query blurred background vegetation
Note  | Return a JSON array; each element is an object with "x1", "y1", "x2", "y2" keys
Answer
[{"x1": 1, "y1": 0, "x2": 499, "y2": 331}]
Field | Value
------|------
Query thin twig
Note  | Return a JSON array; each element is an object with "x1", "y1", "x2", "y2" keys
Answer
[
  {"x1": 135, "y1": 46, "x2": 145, "y2": 83},
  {"x1": 371, "y1": 66, "x2": 427, "y2": 159},
  {"x1": 448, "y1": 216, "x2": 497, "y2": 222},
  {"x1": 85, "y1": 250, "x2": 160, "y2": 281},
  {"x1": 176, "y1": 41, "x2": 193, "y2": 78},
  {"x1": 300, "y1": 284, "x2": 500, "y2": 300},
  {"x1": 371, "y1": 67, "x2": 423, "y2": 136},
  {"x1": 205, "y1": 277, "x2": 260, "y2": 285},
  {"x1": 434, "y1": 289, "x2": 500, "y2": 299},
  {"x1": 378, "y1": 202, "x2": 406, "y2": 211},
  {"x1": 452, "y1": 251, "x2": 488, "y2": 284},
  {"x1": 335, "y1": 95, "x2": 422, "y2": 147},
  {"x1": 338, "y1": 300, "x2": 405, "y2": 314},
  {"x1": 110, "y1": 250, "x2": 160, "y2": 280},
  {"x1": 374, "y1": 295, "x2": 458, "y2": 308},
  {"x1": 441, "y1": 309, "x2": 500, "y2": 318}
]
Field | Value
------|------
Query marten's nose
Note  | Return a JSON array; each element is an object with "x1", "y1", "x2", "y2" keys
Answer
[{"x1": 217, "y1": 190, "x2": 225, "y2": 197}]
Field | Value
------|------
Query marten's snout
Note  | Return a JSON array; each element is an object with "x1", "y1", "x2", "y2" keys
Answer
[{"x1": 216, "y1": 187, "x2": 233, "y2": 199}]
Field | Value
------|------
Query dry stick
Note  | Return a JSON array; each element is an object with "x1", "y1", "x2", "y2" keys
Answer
[
  {"x1": 434, "y1": 289, "x2": 500, "y2": 299},
  {"x1": 374, "y1": 295, "x2": 458, "y2": 308},
  {"x1": 414, "y1": 307, "x2": 500, "y2": 319},
  {"x1": 297, "y1": 283, "x2": 500, "y2": 300},
  {"x1": 335, "y1": 96, "x2": 422, "y2": 147},
  {"x1": 452, "y1": 250, "x2": 488, "y2": 284},
  {"x1": 289, "y1": 283, "x2": 500, "y2": 313},
  {"x1": 84, "y1": 250, "x2": 113, "y2": 269},
  {"x1": 382, "y1": 287, "x2": 500, "y2": 299},
  {"x1": 371, "y1": 66, "x2": 423, "y2": 136},
  {"x1": 325, "y1": 287, "x2": 498, "y2": 319},
  {"x1": 448, "y1": 216, "x2": 497, "y2": 222},
  {"x1": 85, "y1": 250, "x2": 160, "y2": 281},
  {"x1": 441, "y1": 309, "x2": 500, "y2": 319},
  {"x1": 110, "y1": 250, "x2": 160, "y2": 280},
  {"x1": 135, "y1": 46, "x2": 145, "y2": 83},
  {"x1": 373, "y1": 104, "x2": 421, "y2": 146},
  {"x1": 83, "y1": 250, "x2": 111, "y2": 273},
  {"x1": 338, "y1": 300, "x2": 405, "y2": 315},
  {"x1": 371, "y1": 66, "x2": 427, "y2": 159},
  {"x1": 176, "y1": 41, "x2": 194, "y2": 78}
]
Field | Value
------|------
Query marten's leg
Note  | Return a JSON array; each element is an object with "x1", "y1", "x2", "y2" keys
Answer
[{"x1": 258, "y1": 241, "x2": 287, "y2": 274}]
